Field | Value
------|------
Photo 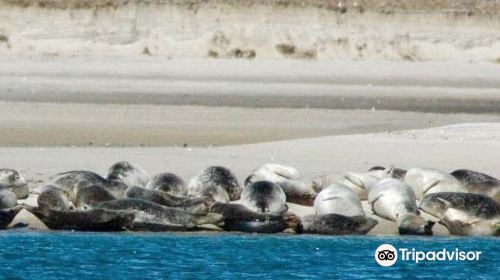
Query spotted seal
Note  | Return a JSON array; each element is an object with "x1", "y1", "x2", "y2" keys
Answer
[
  {"x1": 450, "y1": 169, "x2": 500, "y2": 203},
  {"x1": 419, "y1": 192, "x2": 499, "y2": 236},
  {"x1": 0, "y1": 169, "x2": 29, "y2": 199},
  {"x1": 299, "y1": 214, "x2": 378, "y2": 235},
  {"x1": 245, "y1": 164, "x2": 316, "y2": 206},
  {"x1": 209, "y1": 202, "x2": 299, "y2": 233},
  {"x1": 240, "y1": 181, "x2": 287, "y2": 214},
  {"x1": 188, "y1": 166, "x2": 241, "y2": 202},
  {"x1": 146, "y1": 172, "x2": 187, "y2": 196},
  {"x1": 107, "y1": 161, "x2": 150, "y2": 187}
]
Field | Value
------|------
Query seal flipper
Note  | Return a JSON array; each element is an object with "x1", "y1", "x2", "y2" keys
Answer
[{"x1": 396, "y1": 213, "x2": 434, "y2": 235}]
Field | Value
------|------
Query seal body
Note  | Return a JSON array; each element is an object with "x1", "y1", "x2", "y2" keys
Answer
[
  {"x1": 94, "y1": 198, "x2": 223, "y2": 231},
  {"x1": 107, "y1": 161, "x2": 150, "y2": 187},
  {"x1": 125, "y1": 186, "x2": 209, "y2": 214},
  {"x1": 240, "y1": 181, "x2": 287, "y2": 214},
  {"x1": 300, "y1": 214, "x2": 378, "y2": 235},
  {"x1": 245, "y1": 164, "x2": 316, "y2": 206},
  {"x1": 451, "y1": 169, "x2": 500, "y2": 203},
  {"x1": 0, "y1": 206, "x2": 23, "y2": 229},
  {"x1": 312, "y1": 171, "x2": 384, "y2": 200},
  {"x1": 314, "y1": 184, "x2": 364, "y2": 217},
  {"x1": 369, "y1": 178, "x2": 434, "y2": 235},
  {"x1": 146, "y1": 172, "x2": 187, "y2": 196},
  {"x1": 0, "y1": 169, "x2": 29, "y2": 199},
  {"x1": 188, "y1": 166, "x2": 241, "y2": 202},
  {"x1": 0, "y1": 189, "x2": 18, "y2": 209},
  {"x1": 38, "y1": 186, "x2": 74, "y2": 211},
  {"x1": 51, "y1": 171, "x2": 128, "y2": 200},
  {"x1": 404, "y1": 168, "x2": 467, "y2": 199},
  {"x1": 419, "y1": 192, "x2": 500, "y2": 236},
  {"x1": 209, "y1": 202, "x2": 293, "y2": 233}
]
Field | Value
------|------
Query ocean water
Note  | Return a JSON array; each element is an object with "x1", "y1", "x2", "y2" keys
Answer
[{"x1": 0, "y1": 231, "x2": 497, "y2": 279}]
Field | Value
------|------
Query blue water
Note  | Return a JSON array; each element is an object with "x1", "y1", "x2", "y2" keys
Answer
[{"x1": 0, "y1": 231, "x2": 497, "y2": 279}]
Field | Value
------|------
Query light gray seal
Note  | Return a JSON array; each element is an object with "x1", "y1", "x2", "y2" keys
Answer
[
  {"x1": 419, "y1": 192, "x2": 499, "y2": 236},
  {"x1": 245, "y1": 164, "x2": 316, "y2": 206},
  {"x1": 240, "y1": 181, "x2": 287, "y2": 214},
  {"x1": 94, "y1": 198, "x2": 223, "y2": 231},
  {"x1": 146, "y1": 172, "x2": 187, "y2": 196},
  {"x1": 451, "y1": 169, "x2": 500, "y2": 203},
  {"x1": 0, "y1": 169, "x2": 29, "y2": 199},
  {"x1": 311, "y1": 170, "x2": 386, "y2": 200},
  {"x1": 299, "y1": 214, "x2": 378, "y2": 235},
  {"x1": 107, "y1": 161, "x2": 150, "y2": 187},
  {"x1": 188, "y1": 166, "x2": 241, "y2": 202},
  {"x1": 0, "y1": 189, "x2": 22, "y2": 229},
  {"x1": 369, "y1": 178, "x2": 434, "y2": 235},
  {"x1": 404, "y1": 168, "x2": 467, "y2": 199},
  {"x1": 314, "y1": 184, "x2": 365, "y2": 217}
]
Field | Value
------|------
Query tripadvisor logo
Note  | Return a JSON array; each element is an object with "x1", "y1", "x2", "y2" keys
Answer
[{"x1": 374, "y1": 244, "x2": 482, "y2": 266}]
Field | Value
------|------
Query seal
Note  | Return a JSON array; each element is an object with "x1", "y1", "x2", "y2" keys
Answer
[
  {"x1": 419, "y1": 192, "x2": 499, "y2": 236},
  {"x1": 245, "y1": 164, "x2": 316, "y2": 206},
  {"x1": 311, "y1": 171, "x2": 383, "y2": 200},
  {"x1": 146, "y1": 172, "x2": 187, "y2": 196},
  {"x1": 313, "y1": 184, "x2": 365, "y2": 217},
  {"x1": 125, "y1": 186, "x2": 210, "y2": 214},
  {"x1": 74, "y1": 184, "x2": 116, "y2": 209},
  {"x1": 25, "y1": 206, "x2": 135, "y2": 231},
  {"x1": 107, "y1": 161, "x2": 150, "y2": 187},
  {"x1": 368, "y1": 166, "x2": 407, "y2": 180},
  {"x1": 404, "y1": 168, "x2": 467, "y2": 199},
  {"x1": 37, "y1": 185, "x2": 75, "y2": 211},
  {"x1": 0, "y1": 206, "x2": 23, "y2": 229},
  {"x1": 450, "y1": 169, "x2": 500, "y2": 202},
  {"x1": 0, "y1": 189, "x2": 18, "y2": 209},
  {"x1": 188, "y1": 166, "x2": 241, "y2": 202},
  {"x1": 298, "y1": 214, "x2": 378, "y2": 235},
  {"x1": 368, "y1": 178, "x2": 434, "y2": 235},
  {"x1": 209, "y1": 202, "x2": 299, "y2": 233},
  {"x1": 240, "y1": 181, "x2": 287, "y2": 214},
  {"x1": 94, "y1": 198, "x2": 223, "y2": 231},
  {"x1": 0, "y1": 169, "x2": 29, "y2": 199},
  {"x1": 51, "y1": 171, "x2": 128, "y2": 200}
]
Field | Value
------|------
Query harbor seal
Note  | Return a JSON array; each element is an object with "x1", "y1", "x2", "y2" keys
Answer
[
  {"x1": 188, "y1": 166, "x2": 241, "y2": 202},
  {"x1": 245, "y1": 164, "x2": 316, "y2": 206},
  {"x1": 404, "y1": 168, "x2": 467, "y2": 199},
  {"x1": 74, "y1": 184, "x2": 116, "y2": 209},
  {"x1": 0, "y1": 169, "x2": 29, "y2": 199},
  {"x1": 209, "y1": 202, "x2": 299, "y2": 233},
  {"x1": 26, "y1": 206, "x2": 135, "y2": 231},
  {"x1": 146, "y1": 172, "x2": 187, "y2": 196},
  {"x1": 0, "y1": 206, "x2": 23, "y2": 229},
  {"x1": 125, "y1": 186, "x2": 210, "y2": 214},
  {"x1": 107, "y1": 161, "x2": 150, "y2": 187},
  {"x1": 450, "y1": 169, "x2": 500, "y2": 202},
  {"x1": 299, "y1": 214, "x2": 378, "y2": 235},
  {"x1": 240, "y1": 181, "x2": 287, "y2": 214},
  {"x1": 419, "y1": 192, "x2": 499, "y2": 236},
  {"x1": 311, "y1": 171, "x2": 383, "y2": 200},
  {"x1": 51, "y1": 171, "x2": 128, "y2": 200},
  {"x1": 37, "y1": 186, "x2": 75, "y2": 211},
  {"x1": 313, "y1": 184, "x2": 365, "y2": 217},
  {"x1": 0, "y1": 189, "x2": 18, "y2": 209},
  {"x1": 368, "y1": 178, "x2": 434, "y2": 235},
  {"x1": 94, "y1": 198, "x2": 223, "y2": 231}
]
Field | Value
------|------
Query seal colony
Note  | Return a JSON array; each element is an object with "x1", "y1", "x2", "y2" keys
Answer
[{"x1": 4, "y1": 162, "x2": 499, "y2": 236}]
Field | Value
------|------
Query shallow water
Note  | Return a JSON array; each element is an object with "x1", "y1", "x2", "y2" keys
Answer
[{"x1": 0, "y1": 230, "x2": 497, "y2": 279}]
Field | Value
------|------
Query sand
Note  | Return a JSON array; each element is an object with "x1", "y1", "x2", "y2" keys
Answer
[{"x1": 6, "y1": 122, "x2": 500, "y2": 235}]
